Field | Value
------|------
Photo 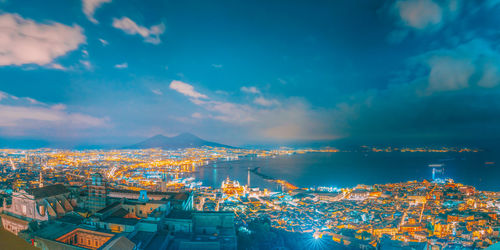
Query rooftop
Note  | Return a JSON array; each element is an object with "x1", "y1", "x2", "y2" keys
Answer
[{"x1": 26, "y1": 184, "x2": 68, "y2": 199}]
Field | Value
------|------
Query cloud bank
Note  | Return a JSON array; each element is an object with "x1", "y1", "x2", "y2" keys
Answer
[
  {"x1": 0, "y1": 13, "x2": 85, "y2": 66},
  {"x1": 169, "y1": 80, "x2": 339, "y2": 141},
  {"x1": 0, "y1": 91, "x2": 108, "y2": 137}
]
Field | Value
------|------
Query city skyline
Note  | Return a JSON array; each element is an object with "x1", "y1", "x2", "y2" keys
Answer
[
  {"x1": 1, "y1": 0, "x2": 500, "y2": 148},
  {"x1": 1, "y1": 1, "x2": 500, "y2": 249}
]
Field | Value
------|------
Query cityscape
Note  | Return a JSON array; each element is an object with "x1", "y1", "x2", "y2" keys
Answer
[
  {"x1": 1, "y1": 0, "x2": 500, "y2": 249},
  {"x1": 0, "y1": 146, "x2": 499, "y2": 249}
]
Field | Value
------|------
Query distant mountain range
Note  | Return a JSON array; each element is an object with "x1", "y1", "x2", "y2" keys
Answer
[{"x1": 124, "y1": 133, "x2": 233, "y2": 149}]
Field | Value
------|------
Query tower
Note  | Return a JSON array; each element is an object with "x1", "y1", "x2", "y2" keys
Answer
[
  {"x1": 160, "y1": 172, "x2": 168, "y2": 192},
  {"x1": 88, "y1": 173, "x2": 107, "y2": 213},
  {"x1": 39, "y1": 169, "x2": 43, "y2": 188},
  {"x1": 39, "y1": 158, "x2": 46, "y2": 188},
  {"x1": 429, "y1": 164, "x2": 445, "y2": 182}
]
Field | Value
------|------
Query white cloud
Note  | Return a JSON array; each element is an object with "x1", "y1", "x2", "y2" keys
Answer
[
  {"x1": 211, "y1": 64, "x2": 223, "y2": 68},
  {"x1": 151, "y1": 89, "x2": 163, "y2": 95},
  {"x1": 478, "y1": 62, "x2": 500, "y2": 88},
  {"x1": 415, "y1": 39, "x2": 500, "y2": 93},
  {"x1": 114, "y1": 62, "x2": 128, "y2": 69},
  {"x1": 0, "y1": 91, "x2": 108, "y2": 132},
  {"x1": 174, "y1": 83, "x2": 339, "y2": 140},
  {"x1": 427, "y1": 56, "x2": 473, "y2": 92},
  {"x1": 169, "y1": 80, "x2": 208, "y2": 99},
  {"x1": 196, "y1": 98, "x2": 337, "y2": 140},
  {"x1": 0, "y1": 13, "x2": 85, "y2": 66},
  {"x1": 82, "y1": 0, "x2": 111, "y2": 24},
  {"x1": 112, "y1": 17, "x2": 165, "y2": 44},
  {"x1": 254, "y1": 97, "x2": 280, "y2": 107},
  {"x1": 202, "y1": 100, "x2": 256, "y2": 124},
  {"x1": 388, "y1": 0, "x2": 464, "y2": 42},
  {"x1": 47, "y1": 63, "x2": 67, "y2": 71},
  {"x1": 99, "y1": 38, "x2": 109, "y2": 46},
  {"x1": 394, "y1": 0, "x2": 443, "y2": 30},
  {"x1": 240, "y1": 86, "x2": 260, "y2": 94},
  {"x1": 80, "y1": 60, "x2": 92, "y2": 70}
]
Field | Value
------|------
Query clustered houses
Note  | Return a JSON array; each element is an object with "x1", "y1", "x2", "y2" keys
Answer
[
  {"x1": 216, "y1": 180, "x2": 500, "y2": 249},
  {"x1": 1, "y1": 180, "x2": 236, "y2": 250},
  {"x1": 0, "y1": 147, "x2": 497, "y2": 249}
]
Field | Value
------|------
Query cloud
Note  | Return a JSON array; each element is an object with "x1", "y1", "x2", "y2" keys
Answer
[
  {"x1": 0, "y1": 13, "x2": 85, "y2": 66},
  {"x1": 426, "y1": 56, "x2": 473, "y2": 92},
  {"x1": 394, "y1": 0, "x2": 443, "y2": 30},
  {"x1": 387, "y1": 0, "x2": 463, "y2": 42},
  {"x1": 114, "y1": 62, "x2": 128, "y2": 69},
  {"x1": 82, "y1": 0, "x2": 111, "y2": 24},
  {"x1": 253, "y1": 97, "x2": 280, "y2": 107},
  {"x1": 99, "y1": 38, "x2": 109, "y2": 46},
  {"x1": 80, "y1": 60, "x2": 91, "y2": 70},
  {"x1": 172, "y1": 85, "x2": 339, "y2": 141},
  {"x1": 151, "y1": 89, "x2": 163, "y2": 95},
  {"x1": 413, "y1": 39, "x2": 500, "y2": 93},
  {"x1": 169, "y1": 80, "x2": 208, "y2": 99},
  {"x1": 112, "y1": 17, "x2": 165, "y2": 44},
  {"x1": 47, "y1": 63, "x2": 67, "y2": 71},
  {"x1": 0, "y1": 91, "x2": 108, "y2": 135},
  {"x1": 240, "y1": 86, "x2": 260, "y2": 94},
  {"x1": 216, "y1": 99, "x2": 337, "y2": 141},
  {"x1": 211, "y1": 64, "x2": 223, "y2": 68},
  {"x1": 322, "y1": 39, "x2": 500, "y2": 142},
  {"x1": 327, "y1": 80, "x2": 500, "y2": 142},
  {"x1": 196, "y1": 100, "x2": 256, "y2": 124}
]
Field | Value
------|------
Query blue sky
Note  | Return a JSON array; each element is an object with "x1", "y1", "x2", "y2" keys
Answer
[{"x1": 0, "y1": 0, "x2": 499, "y2": 147}]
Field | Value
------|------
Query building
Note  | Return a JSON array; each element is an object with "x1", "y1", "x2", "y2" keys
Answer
[
  {"x1": 32, "y1": 221, "x2": 136, "y2": 250},
  {"x1": 1, "y1": 184, "x2": 74, "y2": 235},
  {"x1": 167, "y1": 211, "x2": 237, "y2": 250},
  {"x1": 108, "y1": 189, "x2": 193, "y2": 210},
  {"x1": 88, "y1": 173, "x2": 107, "y2": 213}
]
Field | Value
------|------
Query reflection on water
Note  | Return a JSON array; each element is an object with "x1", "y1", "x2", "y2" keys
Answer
[{"x1": 193, "y1": 151, "x2": 500, "y2": 191}]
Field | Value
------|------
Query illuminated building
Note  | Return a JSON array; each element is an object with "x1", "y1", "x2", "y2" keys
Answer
[
  {"x1": 88, "y1": 173, "x2": 107, "y2": 213},
  {"x1": 429, "y1": 164, "x2": 445, "y2": 182},
  {"x1": 221, "y1": 177, "x2": 245, "y2": 196}
]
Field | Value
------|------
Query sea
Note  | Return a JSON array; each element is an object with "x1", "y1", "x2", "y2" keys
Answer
[{"x1": 194, "y1": 150, "x2": 500, "y2": 192}]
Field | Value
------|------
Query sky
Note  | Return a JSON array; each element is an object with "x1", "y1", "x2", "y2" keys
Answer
[{"x1": 0, "y1": 0, "x2": 499, "y2": 147}]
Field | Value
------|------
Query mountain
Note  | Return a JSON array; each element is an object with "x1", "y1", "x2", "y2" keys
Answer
[{"x1": 125, "y1": 133, "x2": 233, "y2": 149}]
